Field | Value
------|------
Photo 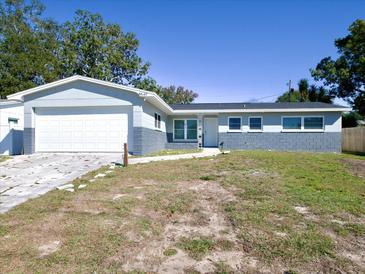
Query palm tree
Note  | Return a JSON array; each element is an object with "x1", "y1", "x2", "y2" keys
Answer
[{"x1": 298, "y1": 79, "x2": 309, "y2": 102}]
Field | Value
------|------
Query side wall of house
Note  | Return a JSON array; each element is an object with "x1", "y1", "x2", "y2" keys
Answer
[
  {"x1": 0, "y1": 103, "x2": 24, "y2": 155},
  {"x1": 133, "y1": 101, "x2": 168, "y2": 155},
  {"x1": 218, "y1": 112, "x2": 342, "y2": 152}
]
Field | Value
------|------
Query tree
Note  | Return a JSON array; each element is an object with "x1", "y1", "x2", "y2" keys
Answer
[
  {"x1": 158, "y1": 86, "x2": 198, "y2": 105},
  {"x1": 342, "y1": 111, "x2": 363, "y2": 128},
  {"x1": 311, "y1": 19, "x2": 365, "y2": 115},
  {"x1": 308, "y1": 85, "x2": 333, "y2": 103},
  {"x1": 298, "y1": 79, "x2": 309, "y2": 102},
  {"x1": 0, "y1": 0, "x2": 60, "y2": 97},
  {"x1": 276, "y1": 80, "x2": 333, "y2": 103},
  {"x1": 0, "y1": 2, "x2": 198, "y2": 103},
  {"x1": 276, "y1": 90, "x2": 301, "y2": 102},
  {"x1": 59, "y1": 10, "x2": 149, "y2": 85},
  {"x1": 134, "y1": 78, "x2": 198, "y2": 104}
]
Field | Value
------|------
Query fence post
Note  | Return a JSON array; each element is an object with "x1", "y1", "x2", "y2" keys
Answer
[{"x1": 124, "y1": 143, "x2": 128, "y2": 167}]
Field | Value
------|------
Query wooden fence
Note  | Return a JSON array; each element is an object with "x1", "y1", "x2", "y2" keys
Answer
[{"x1": 342, "y1": 127, "x2": 365, "y2": 153}]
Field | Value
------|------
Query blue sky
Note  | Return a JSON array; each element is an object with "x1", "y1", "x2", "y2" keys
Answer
[{"x1": 42, "y1": 0, "x2": 364, "y2": 103}]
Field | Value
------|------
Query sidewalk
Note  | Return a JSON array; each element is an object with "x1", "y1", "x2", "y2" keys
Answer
[{"x1": 128, "y1": 148, "x2": 221, "y2": 165}]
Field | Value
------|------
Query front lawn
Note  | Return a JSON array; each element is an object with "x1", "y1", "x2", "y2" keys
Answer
[{"x1": 1, "y1": 151, "x2": 364, "y2": 273}]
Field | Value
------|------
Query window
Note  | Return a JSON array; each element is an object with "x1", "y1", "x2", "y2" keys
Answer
[
  {"x1": 282, "y1": 116, "x2": 324, "y2": 131},
  {"x1": 304, "y1": 117, "x2": 323, "y2": 130},
  {"x1": 8, "y1": 117, "x2": 18, "y2": 124},
  {"x1": 249, "y1": 117, "x2": 262, "y2": 131},
  {"x1": 154, "y1": 113, "x2": 161, "y2": 129},
  {"x1": 228, "y1": 117, "x2": 241, "y2": 130},
  {"x1": 174, "y1": 119, "x2": 197, "y2": 140},
  {"x1": 187, "y1": 120, "x2": 197, "y2": 139},
  {"x1": 282, "y1": 117, "x2": 301, "y2": 130}
]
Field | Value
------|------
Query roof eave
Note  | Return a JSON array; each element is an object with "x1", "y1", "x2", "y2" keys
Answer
[{"x1": 172, "y1": 107, "x2": 351, "y2": 114}]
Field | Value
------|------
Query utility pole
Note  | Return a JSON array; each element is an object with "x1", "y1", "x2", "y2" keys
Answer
[{"x1": 288, "y1": 80, "x2": 292, "y2": 102}]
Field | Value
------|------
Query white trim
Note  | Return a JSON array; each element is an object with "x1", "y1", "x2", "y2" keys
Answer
[
  {"x1": 228, "y1": 116, "x2": 242, "y2": 132},
  {"x1": 173, "y1": 118, "x2": 198, "y2": 141},
  {"x1": 248, "y1": 116, "x2": 263, "y2": 132},
  {"x1": 7, "y1": 75, "x2": 174, "y2": 113},
  {"x1": 281, "y1": 115, "x2": 325, "y2": 132}
]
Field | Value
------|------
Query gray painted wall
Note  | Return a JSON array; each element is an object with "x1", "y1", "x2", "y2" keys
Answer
[
  {"x1": 133, "y1": 127, "x2": 167, "y2": 155},
  {"x1": 219, "y1": 132, "x2": 341, "y2": 152}
]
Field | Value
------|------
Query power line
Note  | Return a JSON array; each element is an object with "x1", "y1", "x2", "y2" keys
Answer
[{"x1": 253, "y1": 93, "x2": 282, "y2": 101}]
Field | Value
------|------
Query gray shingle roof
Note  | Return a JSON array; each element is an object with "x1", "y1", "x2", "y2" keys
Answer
[{"x1": 170, "y1": 102, "x2": 346, "y2": 110}]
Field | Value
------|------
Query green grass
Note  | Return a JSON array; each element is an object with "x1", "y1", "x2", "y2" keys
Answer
[
  {"x1": 177, "y1": 236, "x2": 215, "y2": 260},
  {"x1": 163, "y1": 248, "x2": 178, "y2": 256},
  {"x1": 133, "y1": 148, "x2": 202, "y2": 157}
]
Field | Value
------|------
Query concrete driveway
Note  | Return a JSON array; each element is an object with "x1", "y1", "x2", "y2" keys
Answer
[{"x1": 0, "y1": 153, "x2": 121, "y2": 213}]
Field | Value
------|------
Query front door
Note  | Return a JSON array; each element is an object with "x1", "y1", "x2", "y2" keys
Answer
[{"x1": 204, "y1": 117, "x2": 218, "y2": 147}]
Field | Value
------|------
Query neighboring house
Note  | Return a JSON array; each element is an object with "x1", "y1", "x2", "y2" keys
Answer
[
  {"x1": 6, "y1": 75, "x2": 349, "y2": 155},
  {"x1": 0, "y1": 100, "x2": 24, "y2": 155}
]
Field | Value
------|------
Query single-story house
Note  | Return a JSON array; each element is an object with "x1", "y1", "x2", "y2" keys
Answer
[
  {"x1": 0, "y1": 100, "x2": 24, "y2": 155},
  {"x1": 5, "y1": 75, "x2": 349, "y2": 155}
]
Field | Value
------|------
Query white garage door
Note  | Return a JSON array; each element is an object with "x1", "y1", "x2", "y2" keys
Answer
[{"x1": 35, "y1": 107, "x2": 128, "y2": 152}]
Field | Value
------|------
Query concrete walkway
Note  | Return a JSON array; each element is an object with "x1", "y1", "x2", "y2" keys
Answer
[
  {"x1": 0, "y1": 153, "x2": 121, "y2": 213},
  {"x1": 129, "y1": 148, "x2": 221, "y2": 165}
]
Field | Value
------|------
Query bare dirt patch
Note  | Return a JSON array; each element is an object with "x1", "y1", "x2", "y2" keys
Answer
[
  {"x1": 108, "y1": 179, "x2": 253, "y2": 274},
  {"x1": 342, "y1": 158, "x2": 365, "y2": 178},
  {"x1": 38, "y1": 240, "x2": 61, "y2": 257}
]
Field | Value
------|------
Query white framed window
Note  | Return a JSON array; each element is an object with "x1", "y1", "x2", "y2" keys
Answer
[
  {"x1": 248, "y1": 116, "x2": 263, "y2": 131},
  {"x1": 282, "y1": 116, "x2": 324, "y2": 131},
  {"x1": 304, "y1": 116, "x2": 324, "y2": 130},
  {"x1": 174, "y1": 119, "x2": 197, "y2": 140},
  {"x1": 154, "y1": 113, "x2": 161, "y2": 129},
  {"x1": 228, "y1": 116, "x2": 242, "y2": 131},
  {"x1": 282, "y1": 116, "x2": 302, "y2": 130}
]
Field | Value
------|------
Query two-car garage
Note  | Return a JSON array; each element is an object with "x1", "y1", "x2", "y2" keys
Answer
[{"x1": 35, "y1": 106, "x2": 128, "y2": 152}]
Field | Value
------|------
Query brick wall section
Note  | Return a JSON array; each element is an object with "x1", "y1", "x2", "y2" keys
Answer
[
  {"x1": 166, "y1": 132, "x2": 198, "y2": 150},
  {"x1": 219, "y1": 132, "x2": 341, "y2": 152},
  {"x1": 165, "y1": 142, "x2": 198, "y2": 150},
  {"x1": 133, "y1": 127, "x2": 167, "y2": 155},
  {"x1": 23, "y1": 128, "x2": 35, "y2": 154}
]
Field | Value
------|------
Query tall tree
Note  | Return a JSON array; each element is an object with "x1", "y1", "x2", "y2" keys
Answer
[
  {"x1": 0, "y1": 0, "x2": 60, "y2": 97},
  {"x1": 311, "y1": 19, "x2": 365, "y2": 115},
  {"x1": 298, "y1": 78, "x2": 309, "y2": 102},
  {"x1": 59, "y1": 10, "x2": 149, "y2": 85},
  {"x1": 308, "y1": 85, "x2": 333, "y2": 103}
]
